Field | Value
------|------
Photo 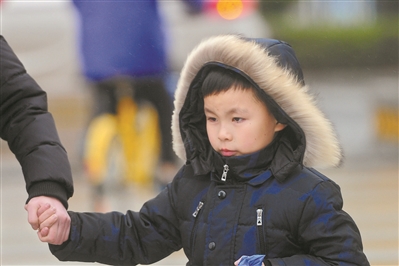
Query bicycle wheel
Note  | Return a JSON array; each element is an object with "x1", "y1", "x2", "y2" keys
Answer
[
  {"x1": 117, "y1": 97, "x2": 161, "y2": 186},
  {"x1": 83, "y1": 113, "x2": 120, "y2": 185}
]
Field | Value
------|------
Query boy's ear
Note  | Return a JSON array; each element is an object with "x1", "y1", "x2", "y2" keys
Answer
[{"x1": 275, "y1": 122, "x2": 286, "y2": 132}]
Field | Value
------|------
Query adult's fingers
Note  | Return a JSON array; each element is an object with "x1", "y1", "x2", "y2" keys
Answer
[
  {"x1": 39, "y1": 216, "x2": 70, "y2": 245},
  {"x1": 38, "y1": 227, "x2": 50, "y2": 238},
  {"x1": 39, "y1": 213, "x2": 58, "y2": 231}
]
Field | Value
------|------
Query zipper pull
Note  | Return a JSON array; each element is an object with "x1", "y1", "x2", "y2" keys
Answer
[
  {"x1": 256, "y1": 209, "x2": 263, "y2": 226},
  {"x1": 221, "y1": 164, "x2": 229, "y2": 181},
  {"x1": 192, "y1": 201, "x2": 204, "y2": 217}
]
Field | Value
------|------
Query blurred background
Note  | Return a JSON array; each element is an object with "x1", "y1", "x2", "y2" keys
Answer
[{"x1": 1, "y1": 0, "x2": 398, "y2": 265}]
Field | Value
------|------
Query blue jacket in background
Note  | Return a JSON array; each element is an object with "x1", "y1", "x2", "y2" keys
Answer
[{"x1": 72, "y1": 0, "x2": 202, "y2": 81}]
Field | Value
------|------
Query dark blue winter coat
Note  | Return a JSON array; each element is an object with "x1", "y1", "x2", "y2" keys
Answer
[{"x1": 49, "y1": 35, "x2": 369, "y2": 265}]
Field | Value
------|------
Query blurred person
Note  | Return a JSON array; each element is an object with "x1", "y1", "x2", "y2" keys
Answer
[
  {"x1": 0, "y1": 35, "x2": 74, "y2": 245},
  {"x1": 71, "y1": 0, "x2": 203, "y2": 211},
  {"x1": 40, "y1": 35, "x2": 368, "y2": 265}
]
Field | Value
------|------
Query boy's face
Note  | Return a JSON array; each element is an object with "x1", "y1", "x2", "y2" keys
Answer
[{"x1": 204, "y1": 87, "x2": 286, "y2": 157}]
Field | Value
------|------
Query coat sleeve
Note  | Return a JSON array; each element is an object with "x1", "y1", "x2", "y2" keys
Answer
[
  {"x1": 0, "y1": 35, "x2": 73, "y2": 208},
  {"x1": 49, "y1": 173, "x2": 184, "y2": 265},
  {"x1": 267, "y1": 180, "x2": 370, "y2": 266}
]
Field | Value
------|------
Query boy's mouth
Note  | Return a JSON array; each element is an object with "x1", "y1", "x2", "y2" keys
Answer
[{"x1": 220, "y1": 149, "x2": 236, "y2": 157}]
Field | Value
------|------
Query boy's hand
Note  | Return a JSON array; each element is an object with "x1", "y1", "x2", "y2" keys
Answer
[{"x1": 25, "y1": 196, "x2": 71, "y2": 245}]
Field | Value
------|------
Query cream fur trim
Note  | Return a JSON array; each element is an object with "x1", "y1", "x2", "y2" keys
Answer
[{"x1": 172, "y1": 35, "x2": 342, "y2": 168}]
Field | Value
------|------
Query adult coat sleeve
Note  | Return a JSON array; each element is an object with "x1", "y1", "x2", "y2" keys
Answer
[{"x1": 0, "y1": 35, "x2": 73, "y2": 208}]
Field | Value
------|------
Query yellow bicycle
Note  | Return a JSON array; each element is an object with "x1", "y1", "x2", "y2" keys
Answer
[{"x1": 83, "y1": 81, "x2": 161, "y2": 210}]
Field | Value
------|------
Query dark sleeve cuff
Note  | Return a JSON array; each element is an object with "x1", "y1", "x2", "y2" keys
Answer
[
  {"x1": 263, "y1": 258, "x2": 272, "y2": 266},
  {"x1": 26, "y1": 181, "x2": 69, "y2": 209}
]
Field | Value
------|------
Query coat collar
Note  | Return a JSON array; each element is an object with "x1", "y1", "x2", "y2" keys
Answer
[{"x1": 208, "y1": 131, "x2": 299, "y2": 185}]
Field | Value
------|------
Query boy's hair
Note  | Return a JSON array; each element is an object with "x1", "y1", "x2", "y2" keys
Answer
[
  {"x1": 201, "y1": 66, "x2": 253, "y2": 97},
  {"x1": 201, "y1": 66, "x2": 285, "y2": 123}
]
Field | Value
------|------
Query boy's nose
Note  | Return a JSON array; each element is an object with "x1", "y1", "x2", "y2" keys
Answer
[{"x1": 218, "y1": 126, "x2": 232, "y2": 141}]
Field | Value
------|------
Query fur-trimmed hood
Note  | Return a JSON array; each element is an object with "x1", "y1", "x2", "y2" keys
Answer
[{"x1": 171, "y1": 35, "x2": 342, "y2": 169}]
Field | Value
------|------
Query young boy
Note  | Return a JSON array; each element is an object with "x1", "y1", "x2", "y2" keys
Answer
[{"x1": 38, "y1": 35, "x2": 369, "y2": 265}]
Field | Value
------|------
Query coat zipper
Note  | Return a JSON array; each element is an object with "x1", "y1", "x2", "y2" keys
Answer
[
  {"x1": 257, "y1": 208, "x2": 266, "y2": 253},
  {"x1": 190, "y1": 201, "x2": 204, "y2": 256},
  {"x1": 221, "y1": 164, "x2": 229, "y2": 181},
  {"x1": 192, "y1": 201, "x2": 204, "y2": 217}
]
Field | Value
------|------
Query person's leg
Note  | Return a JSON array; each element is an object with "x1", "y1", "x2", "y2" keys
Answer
[
  {"x1": 91, "y1": 80, "x2": 118, "y2": 117},
  {"x1": 133, "y1": 76, "x2": 179, "y2": 186},
  {"x1": 85, "y1": 79, "x2": 119, "y2": 212},
  {"x1": 133, "y1": 77, "x2": 175, "y2": 162}
]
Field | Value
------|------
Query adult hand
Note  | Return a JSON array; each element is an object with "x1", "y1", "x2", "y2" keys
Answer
[{"x1": 25, "y1": 196, "x2": 71, "y2": 245}]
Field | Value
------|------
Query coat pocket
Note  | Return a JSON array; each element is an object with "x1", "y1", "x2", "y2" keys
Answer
[
  {"x1": 190, "y1": 201, "x2": 204, "y2": 256},
  {"x1": 256, "y1": 208, "x2": 266, "y2": 254}
]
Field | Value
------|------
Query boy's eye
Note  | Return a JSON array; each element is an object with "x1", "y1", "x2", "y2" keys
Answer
[{"x1": 233, "y1": 117, "x2": 244, "y2": 122}]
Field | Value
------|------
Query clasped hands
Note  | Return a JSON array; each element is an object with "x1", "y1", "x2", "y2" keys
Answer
[{"x1": 25, "y1": 196, "x2": 70, "y2": 245}]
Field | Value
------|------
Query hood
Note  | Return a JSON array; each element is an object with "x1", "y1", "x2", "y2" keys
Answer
[{"x1": 171, "y1": 35, "x2": 342, "y2": 170}]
